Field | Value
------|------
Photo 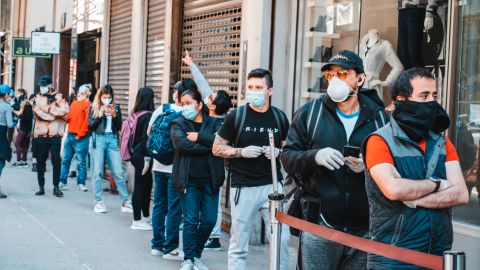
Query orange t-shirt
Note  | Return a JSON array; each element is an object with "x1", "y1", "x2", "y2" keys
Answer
[{"x1": 365, "y1": 135, "x2": 459, "y2": 170}]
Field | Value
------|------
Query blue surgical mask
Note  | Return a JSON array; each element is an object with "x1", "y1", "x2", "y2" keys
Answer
[
  {"x1": 182, "y1": 104, "x2": 199, "y2": 120},
  {"x1": 246, "y1": 90, "x2": 268, "y2": 107}
]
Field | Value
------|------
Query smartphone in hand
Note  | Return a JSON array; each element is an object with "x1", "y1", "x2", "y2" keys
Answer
[{"x1": 343, "y1": 145, "x2": 360, "y2": 158}]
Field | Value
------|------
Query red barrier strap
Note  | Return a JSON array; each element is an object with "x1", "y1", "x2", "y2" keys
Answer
[{"x1": 276, "y1": 211, "x2": 443, "y2": 270}]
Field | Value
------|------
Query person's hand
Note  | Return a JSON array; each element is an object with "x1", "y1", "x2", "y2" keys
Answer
[
  {"x1": 240, "y1": 145, "x2": 263, "y2": 158},
  {"x1": 424, "y1": 17, "x2": 434, "y2": 31},
  {"x1": 187, "y1": 132, "x2": 198, "y2": 142},
  {"x1": 108, "y1": 105, "x2": 116, "y2": 118},
  {"x1": 403, "y1": 200, "x2": 417, "y2": 209},
  {"x1": 262, "y1": 146, "x2": 280, "y2": 160},
  {"x1": 182, "y1": 50, "x2": 194, "y2": 66},
  {"x1": 142, "y1": 157, "x2": 151, "y2": 175},
  {"x1": 345, "y1": 154, "x2": 365, "y2": 173},
  {"x1": 315, "y1": 147, "x2": 345, "y2": 170},
  {"x1": 98, "y1": 106, "x2": 105, "y2": 118}
]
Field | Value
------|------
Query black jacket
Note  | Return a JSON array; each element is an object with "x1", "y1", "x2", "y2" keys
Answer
[
  {"x1": 171, "y1": 113, "x2": 225, "y2": 193},
  {"x1": 280, "y1": 89, "x2": 389, "y2": 232},
  {"x1": 88, "y1": 104, "x2": 123, "y2": 135}
]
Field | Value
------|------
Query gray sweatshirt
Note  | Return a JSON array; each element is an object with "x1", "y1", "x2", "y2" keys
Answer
[{"x1": 0, "y1": 100, "x2": 13, "y2": 128}]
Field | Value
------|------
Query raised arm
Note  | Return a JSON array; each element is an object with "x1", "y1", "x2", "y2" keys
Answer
[{"x1": 182, "y1": 50, "x2": 212, "y2": 99}]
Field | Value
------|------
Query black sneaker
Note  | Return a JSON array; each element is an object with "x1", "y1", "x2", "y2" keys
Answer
[
  {"x1": 20, "y1": 161, "x2": 28, "y2": 168},
  {"x1": 69, "y1": 171, "x2": 77, "y2": 178},
  {"x1": 32, "y1": 163, "x2": 37, "y2": 172},
  {"x1": 35, "y1": 187, "x2": 45, "y2": 196},
  {"x1": 53, "y1": 186, "x2": 63, "y2": 197},
  {"x1": 12, "y1": 162, "x2": 22, "y2": 168},
  {"x1": 204, "y1": 238, "x2": 222, "y2": 251},
  {"x1": 110, "y1": 188, "x2": 119, "y2": 195},
  {"x1": 0, "y1": 192, "x2": 7, "y2": 199}
]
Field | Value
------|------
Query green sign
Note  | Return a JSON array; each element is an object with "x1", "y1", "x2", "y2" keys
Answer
[{"x1": 13, "y1": 38, "x2": 51, "y2": 58}]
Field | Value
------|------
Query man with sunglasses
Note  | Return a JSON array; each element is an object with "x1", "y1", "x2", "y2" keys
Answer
[
  {"x1": 281, "y1": 50, "x2": 389, "y2": 269},
  {"x1": 362, "y1": 68, "x2": 468, "y2": 269}
]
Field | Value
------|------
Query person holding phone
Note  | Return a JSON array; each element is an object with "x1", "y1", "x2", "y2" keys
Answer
[
  {"x1": 280, "y1": 50, "x2": 389, "y2": 270},
  {"x1": 88, "y1": 85, "x2": 133, "y2": 214}
]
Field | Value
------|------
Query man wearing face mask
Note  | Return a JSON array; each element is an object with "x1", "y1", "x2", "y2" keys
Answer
[
  {"x1": 59, "y1": 84, "x2": 92, "y2": 192},
  {"x1": 280, "y1": 50, "x2": 389, "y2": 269},
  {"x1": 32, "y1": 75, "x2": 70, "y2": 197},
  {"x1": 362, "y1": 68, "x2": 469, "y2": 269},
  {"x1": 213, "y1": 68, "x2": 290, "y2": 270}
]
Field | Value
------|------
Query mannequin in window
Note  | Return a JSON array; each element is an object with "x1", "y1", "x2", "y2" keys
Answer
[
  {"x1": 397, "y1": 0, "x2": 439, "y2": 69},
  {"x1": 357, "y1": 29, "x2": 404, "y2": 100}
]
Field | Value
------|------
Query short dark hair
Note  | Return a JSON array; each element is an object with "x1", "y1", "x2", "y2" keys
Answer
[
  {"x1": 213, "y1": 90, "x2": 232, "y2": 116},
  {"x1": 178, "y1": 78, "x2": 197, "y2": 98},
  {"x1": 390, "y1": 68, "x2": 435, "y2": 100},
  {"x1": 133, "y1": 87, "x2": 155, "y2": 113},
  {"x1": 247, "y1": 68, "x2": 273, "y2": 88}
]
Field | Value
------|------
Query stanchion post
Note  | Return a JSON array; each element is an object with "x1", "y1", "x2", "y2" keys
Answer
[
  {"x1": 268, "y1": 130, "x2": 284, "y2": 270},
  {"x1": 443, "y1": 251, "x2": 465, "y2": 270}
]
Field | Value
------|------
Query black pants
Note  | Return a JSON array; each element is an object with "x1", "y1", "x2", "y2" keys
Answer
[
  {"x1": 398, "y1": 8, "x2": 425, "y2": 69},
  {"x1": 34, "y1": 137, "x2": 62, "y2": 188},
  {"x1": 131, "y1": 154, "x2": 153, "y2": 221},
  {"x1": 15, "y1": 130, "x2": 30, "y2": 162}
]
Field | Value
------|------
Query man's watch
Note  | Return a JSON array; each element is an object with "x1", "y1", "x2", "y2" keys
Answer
[{"x1": 429, "y1": 176, "x2": 441, "y2": 193}]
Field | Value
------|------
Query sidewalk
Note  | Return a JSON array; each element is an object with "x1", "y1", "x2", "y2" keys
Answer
[{"x1": 0, "y1": 161, "x2": 297, "y2": 270}]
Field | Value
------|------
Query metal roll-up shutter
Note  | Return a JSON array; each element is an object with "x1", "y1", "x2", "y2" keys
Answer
[
  {"x1": 181, "y1": 0, "x2": 242, "y2": 107},
  {"x1": 145, "y1": 0, "x2": 166, "y2": 107},
  {"x1": 181, "y1": 0, "x2": 243, "y2": 232},
  {"x1": 108, "y1": 0, "x2": 132, "y2": 117}
]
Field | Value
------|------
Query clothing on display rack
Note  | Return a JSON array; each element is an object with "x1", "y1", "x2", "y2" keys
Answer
[
  {"x1": 357, "y1": 30, "x2": 404, "y2": 100},
  {"x1": 309, "y1": 46, "x2": 333, "y2": 63},
  {"x1": 307, "y1": 77, "x2": 329, "y2": 93}
]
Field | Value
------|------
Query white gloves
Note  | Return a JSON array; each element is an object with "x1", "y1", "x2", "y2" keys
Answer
[
  {"x1": 240, "y1": 146, "x2": 263, "y2": 158},
  {"x1": 424, "y1": 17, "x2": 434, "y2": 31},
  {"x1": 142, "y1": 157, "x2": 151, "y2": 175},
  {"x1": 345, "y1": 155, "x2": 365, "y2": 173},
  {"x1": 263, "y1": 146, "x2": 280, "y2": 160},
  {"x1": 315, "y1": 147, "x2": 345, "y2": 170}
]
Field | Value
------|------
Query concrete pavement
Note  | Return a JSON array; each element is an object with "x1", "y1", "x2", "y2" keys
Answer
[{"x1": 0, "y1": 161, "x2": 298, "y2": 270}]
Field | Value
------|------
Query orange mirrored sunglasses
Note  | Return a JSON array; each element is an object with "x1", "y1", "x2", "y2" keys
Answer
[{"x1": 322, "y1": 69, "x2": 350, "y2": 81}]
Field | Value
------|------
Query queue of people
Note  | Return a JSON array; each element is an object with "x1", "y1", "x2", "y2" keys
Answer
[{"x1": 0, "y1": 48, "x2": 470, "y2": 270}]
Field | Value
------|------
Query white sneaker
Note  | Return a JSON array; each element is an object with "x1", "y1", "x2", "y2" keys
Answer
[
  {"x1": 163, "y1": 248, "x2": 184, "y2": 261},
  {"x1": 130, "y1": 220, "x2": 153, "y2": 231},
  {"x1": 151, "y1": 249, "x2": 163, "y2": 256},
  {"x1": 78, "y1": 184, "x2": 88, "y2": 192},
  {"x1": 121, "y1": 201, "x2": 133, "y2": 213},
  {"x1": 180, "y1": 259, "x2": 194, "y2": 270},
  {"x1": 193, "y1": 257, "x2": 209, "y2": 270},
  {"x1": 94, "y1": 202, "x2": 107, "y2": 213},
  {"x1": 59, "y1": 183, "x2": 69, "y2": 190},
  {"x1": 143, "y1": 216, "x2": 152, "y2": 224}
]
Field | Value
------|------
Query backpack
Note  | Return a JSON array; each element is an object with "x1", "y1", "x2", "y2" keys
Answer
[
  {"x1": 147, "y1": 104, "x2": 182, "y2": 165},
  {"x1": 120, "y1": 111, "x2": 150, "y2": 161}
]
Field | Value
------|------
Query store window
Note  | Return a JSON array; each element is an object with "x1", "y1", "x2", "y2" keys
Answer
[
  {"x1": 453, "y1": 0, "x2": 480, "y2": 227},
  {"x1": 293, "y1": 0, "x2": 449, "y2": 110}
]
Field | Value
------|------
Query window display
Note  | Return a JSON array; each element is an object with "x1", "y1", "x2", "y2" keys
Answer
[{"x1": 296, "y1": 0, "x2": 362, "y2": 106}]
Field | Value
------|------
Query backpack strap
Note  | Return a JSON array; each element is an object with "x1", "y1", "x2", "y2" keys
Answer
[
  {"x1": 306, "y1": 94, "x2": 326, "y2": 143},
  {"x1": 374, "y1": 110, "x2": 386, "y2": 130},
  {"x1": 162, "y1": 103, "x2": 171, "y2": 112},
  {"x1": 233, "y1": 105, "x2": 247, "y2": 147},
  {"x1": 271, "y1": 106, "x2": 288, "y2": 141}
]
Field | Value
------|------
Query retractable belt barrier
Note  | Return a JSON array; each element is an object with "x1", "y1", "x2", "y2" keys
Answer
[{"x1": 276, "y1": 211, "x2": 442, "y2": 270}]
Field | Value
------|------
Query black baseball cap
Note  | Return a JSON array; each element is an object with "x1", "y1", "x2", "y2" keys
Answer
[
  {"x1": 321, "y1": 50, "x2": 365, "y2": 73},
  {"x1": 38, "y1": 74, "x2": 52, "y2": 86}
]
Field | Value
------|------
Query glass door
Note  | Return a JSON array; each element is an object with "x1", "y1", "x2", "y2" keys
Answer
[{"x1": 452, "y1": 0, "x2": 480, "y2": 226}]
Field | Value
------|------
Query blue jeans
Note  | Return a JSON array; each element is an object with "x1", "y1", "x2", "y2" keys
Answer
[
  {"x1": 89, "y1": 133, "x2": 130, "y2": 203},
  {"x1": 60, "y1": 133, "x2": 89, "y2": 185},
  {"x1": 151, "y1": 171, "x2": 182, "y2": 253},
  {"x1": 180, "y1": 179, "x2": 219, "y2": 261}
]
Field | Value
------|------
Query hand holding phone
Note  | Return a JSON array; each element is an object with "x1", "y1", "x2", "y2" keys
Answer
[{"x1": 343, "y1": 145, "x2": 360, "y2": 158}]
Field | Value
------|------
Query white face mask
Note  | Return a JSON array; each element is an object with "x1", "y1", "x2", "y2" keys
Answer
[
  {"x1": 101, "y1": 98, "x2": 112, "y2": 105},
  {"x1": 40, "y1": 86, "x2": 49, "y2": 95},
  {"x1": 326, "y1": 77, "x2": 356, "y2": 103},
  {"x1": 172, "y1": 92, "x2": 178, "y2": 103}
]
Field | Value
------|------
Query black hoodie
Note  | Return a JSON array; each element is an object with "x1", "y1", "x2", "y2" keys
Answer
[{"x1": 280, "y1": 88, "x2": 389, "y2": 232}]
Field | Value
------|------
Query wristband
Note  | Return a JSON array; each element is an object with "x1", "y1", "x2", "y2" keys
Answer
[{"x1": 428, "y1": 176, "x2": 441, "y2": 193}]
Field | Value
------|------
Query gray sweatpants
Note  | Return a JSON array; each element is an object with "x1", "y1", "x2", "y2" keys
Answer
[{"x1": 300, "y1": 231, "x2": 367, "y2": 270}]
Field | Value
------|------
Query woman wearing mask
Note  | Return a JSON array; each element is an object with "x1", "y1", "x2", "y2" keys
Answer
[
  {"x1": 129, "y1": 87, "x2": 154, "y2": 230},
  {"x1": 12, "y1": 93, "x2": 34, "y2": 168},
  {"x1": 171, "y1": 90, "x2": 225, "y2": 270},
  {"x1": 0, "y1": 84, "x2": 15, "y2": 198},
  {"x1": 88, "y1": 85, "x2": 133, "y2": 214}
]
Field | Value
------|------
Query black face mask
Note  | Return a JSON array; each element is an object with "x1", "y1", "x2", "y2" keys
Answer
[{"x1": 393, "y1": 100, "x2": 441, "y2": 142}]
